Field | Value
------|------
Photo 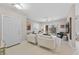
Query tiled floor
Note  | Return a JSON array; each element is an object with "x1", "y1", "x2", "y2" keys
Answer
[
  {"x1": 5, "y1": 40, "x2": 79, "y2": 55},
  {"x1": 6, "y1": 41, "x2": 54, "y2": 55}
]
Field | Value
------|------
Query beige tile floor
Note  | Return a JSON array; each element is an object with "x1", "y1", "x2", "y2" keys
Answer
[
  {"x1": 6, "y1": 41, "x2": 54, "y2": 55},
  {"x1": 5, "y1": 40, "x2": 79, "y2": 55}
]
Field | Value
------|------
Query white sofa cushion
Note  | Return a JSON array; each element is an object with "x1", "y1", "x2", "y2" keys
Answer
[
  {"x1": 27, "y1": 34, "x2": 37, "y2": 44},
  {"x1": 37, "y1": 34, "x2": 55, "y2": 49}
]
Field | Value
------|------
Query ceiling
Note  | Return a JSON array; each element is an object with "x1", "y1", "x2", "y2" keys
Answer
[
  {"x1": 26, "y1": 3, "x2": 72, "y2": 21},
  {"x1": 0, "y1": 3, "x2": 75, "y2": 22}
]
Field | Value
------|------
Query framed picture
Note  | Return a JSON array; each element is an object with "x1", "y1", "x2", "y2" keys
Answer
[
  {"x1": 60, "y1": 25, "x2": 64, "y2": 28},
  {"x1": 27, "y1": 25, "x2": 31, "y2": 30}
]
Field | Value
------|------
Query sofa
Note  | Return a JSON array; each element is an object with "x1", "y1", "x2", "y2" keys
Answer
[
  {"x1": 37, "y1": 34, "x2": 55, "y2": 49},
  {"x1": 27, "y1": 33, "x2": 37, "y2": 44}
]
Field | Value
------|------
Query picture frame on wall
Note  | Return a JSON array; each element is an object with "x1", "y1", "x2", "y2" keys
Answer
[
  {"x1": 27, "y1": 25, "x2": 31, "y2": 30},
  {"x1": 60, "y1": 25, "x2": 64, "y2": 28}
]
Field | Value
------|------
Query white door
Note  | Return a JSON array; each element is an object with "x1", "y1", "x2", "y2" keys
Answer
[{"x1": 3, "y1": 16, "x2": 22, "y2": 47}]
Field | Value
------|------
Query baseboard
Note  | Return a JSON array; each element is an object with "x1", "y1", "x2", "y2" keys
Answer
[
  {"x1": 28, "y1": 41, "x2": 37, "y2": 45},
  {"x1": 6, "y1": 43, "x2": 21, "y2": 48}
]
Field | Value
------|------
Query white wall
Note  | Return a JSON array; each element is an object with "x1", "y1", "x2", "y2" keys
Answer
[
  {"x1": 75, "y1": 4, "x2": 79, "y2": 35},
  {"x1": 41, "y1": 19, "x2": 67, "y2": 33},
  {"x1": 75, "y1": 19, "x2": 79, "y2": 35},
  {"x1": 30, "y1": 18, "x2": 67, "y2": 34},
  {"x1": 67, "y1": 4, "x2": 76, "y2": 48},
  {"x1": 0, "y1": 5, "x2": 27, "y2": 46},
  {"x1": 31, "y1": 22, "x2": 40, "y2": 33},
  {"x1": 52, "y1": 19, "x2": 67, "y2": 33}
]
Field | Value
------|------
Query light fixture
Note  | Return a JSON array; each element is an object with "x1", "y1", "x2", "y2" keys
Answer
[
  {"x1": 12, "y1": 3, "x2": 30, "y2": 10},
  {"x1": 14, "y1": 4, "x2": 23, "y2": 9}
]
